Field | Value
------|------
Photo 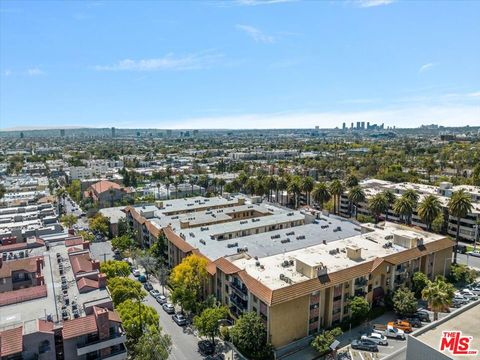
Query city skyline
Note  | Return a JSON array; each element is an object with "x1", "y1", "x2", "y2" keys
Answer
[{"x1": 1, "y1": 0, "x2": 479, "y2": 129}]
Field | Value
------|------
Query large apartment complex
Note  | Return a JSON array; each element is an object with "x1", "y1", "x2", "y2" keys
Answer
[
  {"x1": 339, "y1": 180, "x2": 480, "y2": 242},
  {"x1": 0, "y1": 236, "x2": 127, "y2": 360},
  {"x1": 125, "y1": 195, "x2": 453, "y2": 349}
]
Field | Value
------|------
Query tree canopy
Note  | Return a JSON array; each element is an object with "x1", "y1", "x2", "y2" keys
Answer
[
  {"x1": 194, "y1": 306, "x2": 229, "y2": 349},
  {"x1": 133, "y1": 326, "x2": 172, "y2": 360},
  {"x1": 230, "y1": 312, "x2": 273, "y2": 360},
  {"x1": 393, "y1": 286, "x2": 417, "y2": 316},
  {"x1": 100, "y1": 260, "x2": 130, "y2": 278},
  {"x1": 311, "y1": 327, "x2": 343, "y2": 355}
]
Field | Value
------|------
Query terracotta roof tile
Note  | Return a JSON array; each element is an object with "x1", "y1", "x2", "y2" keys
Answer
[
  {"x1": 164, "y1": 226, "x2": 195, "y2": 253},
  {"x1": 238, "y1": 270, "x2": 273, "y2": 305},
  {"x1": 62, "y1": 315, "x2": 98, "y2": 340},
  {"x1": 213, "y1": 257, "x2": 241, "y2": 275},
  {"x1": 89, "y1": 180, "x2": 122, "y2": 194},
  {"x1": 0, "y1": 256, "x2": 42, "y2": 278},
  {"x1": 77, "y1": 277, "x2": 99, "y2": 291},
  {"x1": 108, "y1": 310, "x2": 122, "y2": 323},
  {"x1": 69, "y1": 252, "x2": 96, "y2": 275},
  {"x1": 37, "y1": 320, "x2": 54, "y2": 333},
  {"x1": 0, "y1": 326, "x2": 23, "y2": 356},
  {"x1": 384, "y1": 237, "x2": 453, "y2": 265},
  {"x1": 0, "y1": 285, "x2": 47, "y2": 306},
  {"x1": 65, "y1": 236, "x2": 84, "y2": 247},
  {"x1": 145, "y1": 221, "x2": 161, "y2": 238}
]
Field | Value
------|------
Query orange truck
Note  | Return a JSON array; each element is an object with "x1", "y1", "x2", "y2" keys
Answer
[{"x1": 387, "y1": 320, "x2": 413, "y2": 333}]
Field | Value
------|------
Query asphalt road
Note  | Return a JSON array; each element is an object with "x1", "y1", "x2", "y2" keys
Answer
[{"x1": 457, "y1": 253, "x2": 480, "y2": 270}]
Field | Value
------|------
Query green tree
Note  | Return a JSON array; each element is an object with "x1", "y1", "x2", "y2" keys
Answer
[
  {"x1": 412, "y1": 272, "x2": 429, "y2": 298},
  {"x1": 349, "y1": 296, "x2": 370, "y2": 322},
  {"x1": 194, "y1": 306, "x2": 229, "y2": 351},
  {"x1": 78, "y1": 230, "x2": 94, "y2": 242},
  {"x1": 328, "y1": 179, "x2": 344, "y2": 215},
  {"x1": 100, "y1": 260, "x2": 130, "y2": 278},
  {"x1": 111, "y1": 234, "x2": 135, "y2": 253},
  {"x1": 346, "y1": 174, "x2": 359, "y2": 188},
  {"x1": 60, "y1": 214, "x2": 77, "y2": 229},
  {"x1": 448, "y1": 264, "x2": 477, "y2": 285},
  {"x1": 393, "y1": 286, "x2": 417, "y2": 316},
  {"x1": 276, "y1": 177, "x2": 288, "y2": 204},
  {"x1": 133, "y1": 326, "x2": 172, "y2": 360},
  {"x1": 418, "y1": 195, "x2": 442, "y2": 230},
  {"x1": 108, "y1": 277, "x2": 147, "y2": 305},
  {"x1": 393, "y1": 195, "x2": 415, "y2": 224},
  {"x1": 301, "y1": 176, "x2": 315, "y2": 206},
  {"x1": 368, "y1": 193, "x2": 388, "y2": 223},
  {"x1": 117, "y1": 299, "x2": 159, "y2": 341},
  {"x1": 287, "y1": 177, "x2": 302, "y2": 208},
  {"x1": 230, "y1": 312, "x2": 273, "y2": 360},
  {"x1": 169, "y1": 254, "x2": 208, "y2": 314},
  {"x1": 403, "y1": 189, "x2": 419, "y2": 206},
  {"x1": 89, "y1": 213, "x2": 110, "y2": 236},
  {"x1": 421, "y1": 278, "x2": 455, "y2": 320},
  {"x1": 138, "y1": 255, "x2": 157, "y2": 280},
  {"x1": 348, "y1": 186, "x2": 365, "y2": 219},
  {"x1": 311, "y1": 183, "x2": 331, "y2": 210},
  {"x1": 66, "y1": 179, "x2": 81, "y2": 202},
  {"x1": 448, "y1": 189, "x2": 473, "y2": 264},
  {"x1": 382, "y1": 190, "x2": 396, "y2": 221},
  {"x1": 311, "y1": 327, "x2": 343, "y2": 355},
  {"x1": 432, "y1": 213, "x2": 445, "y2": 233}
]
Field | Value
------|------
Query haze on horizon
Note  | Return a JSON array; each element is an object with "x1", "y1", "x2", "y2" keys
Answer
[{"x1": 1, "y1": 0, "x2": 479, "y2": 130}]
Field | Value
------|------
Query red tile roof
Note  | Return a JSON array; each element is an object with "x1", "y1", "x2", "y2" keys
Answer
[
  {"x1": 108, "y1": 310, "x2": 122, "y2": 323},
  {"x1": 0, "y1": 284, "x2": 48, "y2": 306},
  {"x1": 37, "y1": 320, "x2": 54, "y2": 333},
  {"x1": 69, "y1": 253, "x2": 95, "y2": 275},
  {"x1": 62, "y1": 315, "x2": 98, "y2": 340},
  {"x1": 0, "y1": 326, "x2": 23, "y2": 356},
  {"x1": 0, "y1": 256, "x2": 42, "y2": 279},
  {"x1": 164, "y1": 226, "x2": 195, "y2": 253},
  {"x1": 77, "y1": 277, "x2": 99, "y2": 292},
  {"x1": 214, "y1": 257, "x2": 241, "y2": 275},
  {"x1": 145, "y1": 221, "x2": 161, "y2": 238},
  {"x1": 65, "y1": 236, "x2": 84, "y2": 247},
  {"x1": 89, "y1": 180, "x2": 122, "y2": 194}
]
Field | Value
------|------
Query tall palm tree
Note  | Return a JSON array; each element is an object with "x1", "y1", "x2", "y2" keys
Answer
[
  {"x1": 165, "y1": 178, "x2": 171, "y2": 200},
  {"x1": 368, "y1": 193, "x2": 388, "y2": 223},
  {"x1": 218, "y1": 178, "x2": 226, "y2": 196},
  {"x1": 403, "y1": 189, "x2": 419, "y2": 207},
  {"x1": 245, "y1": 178, "x2": 257, "y2": 196},
  {"x1": 346, "y1": 174, "x2": 359, "y2": 188},
  {"x1": 287, "y1": 178, "x2": 302, "y2": 208},
  {"x1": 382, "y1": 190, "x2": 396, "y2": 221},
  {"x1": 421, "y1": 278, "x2": 455, "y2": 320},
  {"x1": 302, "y1": 176, "x2": 315, "y2": 206},
  {"x1": 329, "y1": 179, "x2": 344, "y2": 215},
  {"x1": 277, "y1": 177, "x2": 288, "y2": 205},
  {"x1": 311, "y1": 183, "x2": 331, "y2": 210},
  {"x1": 393, "y1": 196, "x2": 415, "y2": 224},
  {"x1": 348, "y1": 186, "x2": 365, "y2": 219},
  {"x1": 418, "y1": 195, "x2": 442, "y2": 230},
  {"x1": 266, "y1": 176, "x2": 277, "y2": 202},
  {"x1": 448, "y1": 189, "x2": 473, "y2": 264}
]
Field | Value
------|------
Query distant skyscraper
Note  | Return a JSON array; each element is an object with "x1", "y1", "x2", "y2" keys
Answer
[
  {"x1": 361, "y1": 121, "x2": 365, "y2": 130},
  {"x1": 166, "y1": 129, "x2": 172, "y2": 137},
  {"x1": 20, "y1": 132, "x2": 24, "y2": 139},
  {"x1": 351, "y1": 122, "x2": 354, "y2": 130},
  {"x1": 111, "y1": 127, "x2": 116, "y2": 138},
  {"x1": 342, "y1": 122, "x2": 346, "y2": 130},
  {"x1": 356, "y1": 121, "x2": 361, "y2": 130},
  {"x1": 315, "y1": 125, "x2": 319, "y2": 130},
  {"x1": 366, "y1": 122, "x2": 370, "y2": 130},
  {"x1": 193, "y1": 129, "x2": 199, "y2": 136},
  {"x1": 60, "y1": 129, "x2": 65, "y2": 137}
]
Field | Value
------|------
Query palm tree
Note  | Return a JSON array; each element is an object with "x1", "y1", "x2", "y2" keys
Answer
[
  {"x1": 245, "y1": 178, "x2": 257, "y2": 196},
  {"x1": 265, "y1": 176, "x2": 276, "y2": 202},
  {"x1": 393, "y1": 196, "x2": 415, "y2": 224},
  {"x1": 277, "y1": 177, "x2": 288, "y2": 205},
  {"x1": 348, "y1": 186, "x2": 365, "y2": 219},
  {"x1": 287, "y1": 177, "x2": 302, "y2": 208},
  {"x1": 165, "y1": 178, "x2": 171, "y2": 200},
  {"x1": 301, "y1": 176, "x2": 315, "y2": 206},
  {"x1": 368, "y1": 193, "x2": 388, "y2": 223},
  {"x1": 418, "y1": 195, "x2": 442, "y2": 230},
  {"x1": 403, "y1": 189, "x2": 419, "y2": 207},
  {"x1": 218, "y1": 178, "x2": 226, "y2": 196},
  {"x1": 311, "y1": 183, "x2": 331, "y2": 210},
  {"x1": 329, "y1": 179, "x2": 344, "y2": 215},
  {"x1": 448, "y1": 189, "x2": 473, "y2": 264},
  {"x1": 346, "y1": 174, "x2": 359, "y2": 188},
  {"x1": 382, "y1": 190, "x2": 396, "y2": 221},
  {"x1": 156, "y1": 182, "x2": 161, "y2": 200},
  {"x1": 421, "y1": 278, "x2": 455, "y2": 320}
]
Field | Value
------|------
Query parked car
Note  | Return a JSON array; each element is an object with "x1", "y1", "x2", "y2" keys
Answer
[
  {"x1": 162, "y1": 303, "x2": 175, "y2": 314},
  {"x1": 361, "y1": 333, "x2": 388, "y2": 346},
  {"x1": 156, "y1": 295, "x2": 167, "y2": 305},
  {"x1": 198, "y1": 340, "x2": 215, "y2": 355},
  {"x1": 451, "y1": 299, "x2": 463, "y2": 308},
  {"x1": 62, "y1": 310, "x2": 69, "y2": 321},
  {"x1": 138, "y1": 275, "x2": 147, "y2": 283},
  {"x1": 373, "y1": 325, "x2": 406, "y2": 340},
  {"x1": 172, "y1": 313, "x2": 188, "y2": 326},
  {"x1": 144, "y1": 282, "x2": 153, "y2": 291},
  {"x1": 413, "y1": 310, "x2": 431, "y2": 322},
  {"x1": 150, "y1": 289, "x2": 161, "y2": 297},
  {"x1": 459, "y1": 289, "x2": 478, "y2": 301},
  {"x1": 405, "y1": 317, "x2": 422, "y2": 328},
  {"x1": 453, "y1": 294, "x2": 469, "y2": 305},
  {"x1": 351, "y1": 339, "x2": 378, "y2": 352},
  {"x1": 132, "y1": 268, "x2": 140, "y2": 277},
  {"x1": 388, "y1": 320, "x2": 413, "y2": 333}
]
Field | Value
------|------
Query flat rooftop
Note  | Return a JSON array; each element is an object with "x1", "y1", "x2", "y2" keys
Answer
[
  {"x1": 153, "y1": 195, "x2": 244, "y2": 214},
  {"x1": 231, "y1": 222, "x2": 445, "y2": 290},
  {"x1": 415, "y1": 304, "x2": 480, "y2": 360}
]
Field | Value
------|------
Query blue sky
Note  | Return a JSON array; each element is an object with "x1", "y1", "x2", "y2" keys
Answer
[{"x1": 1, "y1": 0, "x2": 479, "y2": 129}]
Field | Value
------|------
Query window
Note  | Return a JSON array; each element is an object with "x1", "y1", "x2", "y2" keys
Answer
[
  {"x1": 252, "y1": 295, "x2": 258, "y2": 303},
  {"x1": 309, "y1": 316, "x2": 319, "y2": 324},
  {"x1": 310, "y1": 303, "x2": 319, "y2": 310},
  {"x1": 333, "y1": 295, "x2": 342, "y2": 302}
]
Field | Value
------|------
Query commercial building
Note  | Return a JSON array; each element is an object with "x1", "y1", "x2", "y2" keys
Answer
[{"x1": 125, "y1": 195, "x2": 453, "y2": 349}]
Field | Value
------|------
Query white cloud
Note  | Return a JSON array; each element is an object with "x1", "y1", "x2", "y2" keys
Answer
[
  {"x1": 419, "y1": 63, "x2": 435, "y2": 73},
  {"x1": 236, "y1": 25, "x2": 275, "y2": 43},
  {"x1": 26, "y1": 68, "x2": 45, "y2": 76},
  {"x1": 356, "y1": 0, "x2": 395, "y2": 8},
  {"x1": 162, "y1": 105, "x2": 480, "y2": 129},
  {"x1": 95, "y1": 52, "x2": 223, "y2": 71},
  {"x1": 468, "y1": 91, "x2": 480, "y2": 98}
]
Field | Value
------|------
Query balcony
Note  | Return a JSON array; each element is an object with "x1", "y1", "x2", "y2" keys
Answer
[
  {"x1": 77, "y1": 333, "x2": 127, "y2": 356},
  {"x1": 354, "y1": 278, "x2": 367, "y2": 287},
  {"x1": 101, "y1": 345, "x2": 128, "y2": 360},
  {"x1": 230, "y1": 281, "x2": 248, "y2": 300},
  {"x1": 230, "y1": 294, "x2": 248, "y2": 311}
]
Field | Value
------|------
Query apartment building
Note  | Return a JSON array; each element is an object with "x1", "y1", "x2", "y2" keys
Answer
[
  {"x1": 126, "y1": 195, "x2": 453, "y2": 349},
  {"x1": 0, "y1": 236, "x2": 127, "y2": 360},
  {"x1": 339, "y1": 179, "x2": 480, "y2": 242}
]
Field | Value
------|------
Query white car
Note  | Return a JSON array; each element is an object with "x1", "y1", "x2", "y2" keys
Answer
[
  {"x1": 361, "y1": 333, "x2": 388, "y2": 346},
  {"x1": 459, "y1": 289, "x2": 478, "y2": 301},
  {"x1": 132, "y1": 269, "x2": 141, "y2": 277}
]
